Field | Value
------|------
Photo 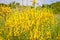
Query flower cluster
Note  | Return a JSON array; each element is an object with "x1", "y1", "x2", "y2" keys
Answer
[
  {"x1": 5, "y1": 8, "x2": 54, "y2": 40},
  {"x1": 0, "y1": 6, "x2": 11, "y2": 19}
]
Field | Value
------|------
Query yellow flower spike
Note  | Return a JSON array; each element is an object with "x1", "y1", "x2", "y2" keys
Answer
[
  {"x1": 0, "y1": 16, "x2": 2, "y2": 19},
  {"x1": 0, "y1": 36, "x2": 4, "y2": 40},
  {"x1": 33, "y1": 28, "x2": 39, "y2": 39},
  {"x1": 46, "y1": 30, "x2": 51, "y2": 36},
  {"x1": 29, "y1": 31, "x2": 33, "y2": 39},
  {"x1": 58, "y1": 32, "x2": 60, "y2": 36},
  {"x1": 56, "y1": 32, "x2": 60, "y2": 40}
]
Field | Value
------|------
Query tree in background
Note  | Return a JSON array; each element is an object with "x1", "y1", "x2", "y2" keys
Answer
[
  {"x1": 9, "y1": 1, "x2": 16, "y2": 8},
  {"x1": 50, "y1": 2, "x2": 60, "y2": 14}
]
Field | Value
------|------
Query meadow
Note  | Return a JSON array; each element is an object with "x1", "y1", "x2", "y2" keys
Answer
[{"x1": 0, "y1": 2, "x2": 60, "y2": 40}]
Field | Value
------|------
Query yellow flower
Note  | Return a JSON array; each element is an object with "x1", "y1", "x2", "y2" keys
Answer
[
  {"x1": 46, "y1": 31, "x2": 51, "y2": 36},
  {"x1": 32, "y1": 0, "x2": 36, "y2": 5},
  {"x1": 0, "y1": 36, "x2": 4, "y2": 40}
]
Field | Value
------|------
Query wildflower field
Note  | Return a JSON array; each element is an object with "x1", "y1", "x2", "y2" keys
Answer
[{"x1": 0, "y1": 0, "x2": 60, "y2": 40}]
